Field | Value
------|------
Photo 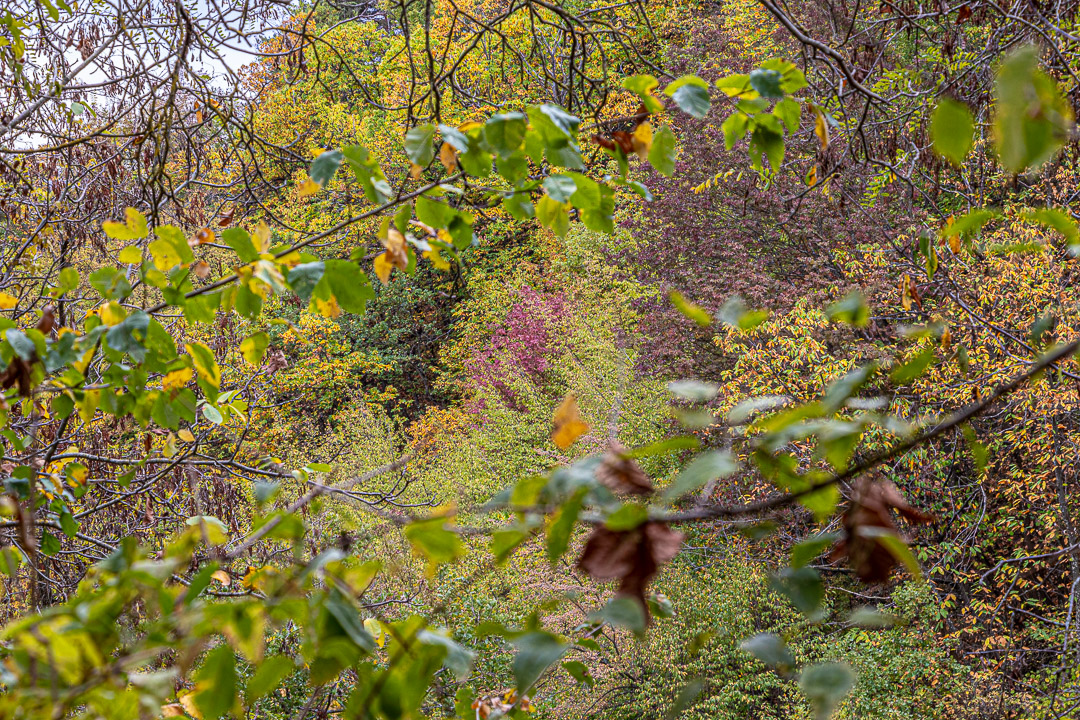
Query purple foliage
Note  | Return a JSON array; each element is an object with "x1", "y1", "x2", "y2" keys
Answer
[{"x1": 465, "y1": 285, "x2": 567, "y2": 412}]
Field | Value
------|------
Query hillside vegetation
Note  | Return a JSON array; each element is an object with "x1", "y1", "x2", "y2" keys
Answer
[{"x1": 1, "y1": 0, "x2": 1079, "y2": 718}]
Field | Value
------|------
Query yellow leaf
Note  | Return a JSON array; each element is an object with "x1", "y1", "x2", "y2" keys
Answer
[
  {"x1": 364, "y1": 617, "x2": 386, "y2": 647},
  {"x1": 118, "y1": 245, "x2": 142, "y2": 264},
  {"x1": 0, "y1": 292, "x2": 16, "y2": 310},
  {"x1": 438, "y1": 142, "x2": 457, "y2": 172},
  {"x1": 298, "y1": 178, "x2": 320, "y2": 197},
  {"x1": 408, "y1": 163, "x2": 423, "y2": 180},
  {"x1": 148, "y1": 238, "x2": 181, "y2": 271},
  {"x1": 192, "y1": 228, "x2": 215, "y2": 245},
  {"x1": 211, "y1": 569, "x2": 231, "y2": 586},
  {"x1": 805, "y1": 165, "x2": 818, "y2": 187},
  {"x1": 179, "y1": 692, "x2": 202, "y2": 719},
  {"x1": 423, "y1": 248, "x2": 451, "y2": 271},
  {"x1": 177, "y1": 428, "x2": 195, "y2": 443},
  {"x1": 163, "y1": 367, "x2": 194, "y2": 391},
  {"x1": 948, "y1": 233, "x2": 961, "y2": 254},
  {"x1": 813, "y1": 107, "x2": 829, "y2": 150},
  {"x1": 315, "y1": 295, "x2": 341, "y2": 318},
  {"x1": 161, "y1": 703, "x2": 187, "y2": 718},
  {"x1": 102, "y1": 207, "x2": 148, "y2": 240},
  {"x1": 253, "y1": 221, "x2": 272, "y2": 254},
  {"x1": 631, "y1": 121, "x2": 653, "y2": 160},
  {"x1": 69, "y1": 463, "x2": 88, "y2": 486},
  {"x1": 373, "y1": 253, "x2": 393, "y2": 285},
  {"x1": 551, "y1": 393, "x2": 589, "y2": 450},
  {"x1": 99, "y1": 302, "x2": 127, "y2": 327}
]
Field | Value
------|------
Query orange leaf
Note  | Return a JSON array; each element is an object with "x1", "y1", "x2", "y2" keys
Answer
[{"x1": 552, "y1": 393, "x2": 589, "y2": 450}]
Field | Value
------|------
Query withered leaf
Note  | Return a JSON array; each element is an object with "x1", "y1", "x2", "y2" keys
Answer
[
  {"x1": 831, "y1": 477, "x2": 933, "y2": 583},
  {"x1": 36, "y1": 305, "x2": 55, "y2": 335},
  {"x1": 577, "y1": 521, "x2": 683, "y2": 616},
  {"x1": 595, "y1": 442, "x2": 654, "y2": 496}
]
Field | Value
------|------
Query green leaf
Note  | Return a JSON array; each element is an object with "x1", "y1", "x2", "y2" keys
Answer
[
  {"x1": 940, "y1": 208, "x2": 999, "y2": 240},
  {"x1": 649, "y1": 125, "x2": 677, "y2": 176},
  {"x1": 665, "y1": 680, "x2": 705, "y2": 719},
  {"x1": 750, "y1": 126, "x2": 784, "y2": 171},
  {"x1": 739, "y1": 633, "x2": 795, "y2": 670},
  {"x1": 931, "y1": 98, "x2": 975, "y2": 166},
  {"x1": 222, "y1": 227, "x2": 259, "y2": 263},
  {"x1": 502, "y1": 193, "x2": 534, "y2": 221},
  {"x1": 89, "y1": 267, "x2": 132, "y2": 301},
  {"x1": 622, "y1": 74, "x2": 664, "y2": 113},
  {"x1": 716, "y1": 73, "x2": 753, "y2": 98},
  {"x1": 604, "y1": 502, "x2": 648, "y2": 531},
  {"x1": 665, "y1": 76, "x2": 711, "y2": 119},
  {"x1": 799, "y1": 662, "x2": 855, "y2": 720},
  {"x1": 39, "y1": 531, "x2": 61, "y2": 556},
  {"x1": 194, "y1": 644, "x2": 238, "y2": 720},
  {"x1": 666, "y1": 380, "x2": 718, "y2": 402},
  {"x1": 626, "y1": 435, "x2": 701, "y2": 458},
  {"x1": 59, "y1": 511, "x2": 78, "y2": 538},
  {"x1": 546, "y1": 488, "x2": 585, "y2": 563},
  {"x1": 185, "y1": 341, "x2": 221, "y2": 389},
  {"x1": 770, "y1": 566, "x2": 824, "y2": 620},
  {"x1": 826, "y1": 291, "x2": 869, "y2": 327},
  {"x1": 543, "y1": 174, "x2": 577, "y2": 203},
  {"x1": 662, "y1": 450, "x2": 737, "y2": 502},
  {"x1": 484, "y1": 112, "x2": 527, "y2": 158},
  {"x1": 240, "y1": 332, "x2": 268, "y2": 366},
  {"x1": 5, "y1": 329, "x2": 36, "y2": 361},
  {"x1": 56, "y1": 266, "x2": 79, "y2": 295},
  {"x1": 669, "y1": 291, "x2": 710, "y2": 326},
  {"x1": 536, "y1": 195, "x2": 570, "y2": 238},
  {"x1": 791, "y1": 533, "x2": 840, "y2": 568},
  {"x1": 405, "y1": 515, "x2": 463, "y2": 575},
  {"x1": 1023, "y1": 207, "x2": 1079, "y2": 246},
  {"x1": 749, "y1": 68, "x2": 784, "y2": 99},
  {"x1": 310, "y1": 149, "x2": 343, "y2": 186},
  {"x1": 105, "y1": 311, "x2": 151, "y2": 362},
  {"x1": 562, "y1": 660, "x2": 594, "y2": 686},
  {"x1": 590, "y1": 595, "x2": 646, "y2": 636},
  {"x1": 848, "y1": 606, "x2": 899, "y2": 628},
  {"x1": 721, "y1": 113, "x2": 749, "y2": 149},
  {"x1": 404, "y1": 124, "x2": 436, "y2": 166},
  {"x1": 287, "y1": 261, "x2": 325, "y2": 302},
  {"x1": 102, "y1": 207, "x2": 148, "y2": 240},
  {"x1": 316, "y1": 260, "x2": 373, "y2": 314},
  {"x1": 246, "y1": 656, "x2": 295, "y2": 702},
  {"x1": 118, "y1": 245, "x2": 142, "y2": 264},
  {"x1": 727, "y1": 395, "x2": 790, "y2": 424},
  {"x1": 890, "y1": 345, "x2": 935, "y2": 384},
  {"x1": 993, "y1": 45, "x2": 1073, "y2": 173},
  {"x1": 773, "y1": 97, "x2": 801, "y2": 133},
  {"x1": 512, "y1": 632, "x2": 568, "y2": 692},
  {"x1": 342, "y1": 145, "x2": 393, "y2": 204}
]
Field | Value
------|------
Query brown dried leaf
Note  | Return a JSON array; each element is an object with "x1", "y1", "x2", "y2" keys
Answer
[
  {"x1": 578, "y1": 521, "x2": 683, "y2": 613},
  {"x1": 596, "y1": 442, "x2": 654, "y2": 496},
  {"x1": 36, "y1": 305, "x2": 55, "y2": 335},
  {"x1": 831, "y1": 477, "x2": 933, "y2": 583}
]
